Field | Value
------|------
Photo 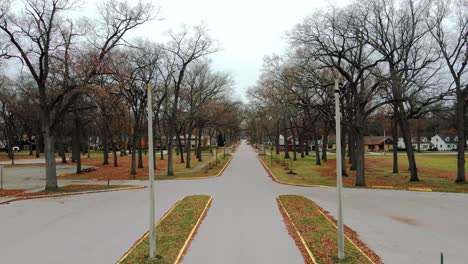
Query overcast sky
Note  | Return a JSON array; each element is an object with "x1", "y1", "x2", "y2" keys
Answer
[
  {"x1": 6, "y1": 0, "x2": 349, "y2": 101},
  {"x1": 116, "y1": 0, "x2": 351, "y2": 102}
]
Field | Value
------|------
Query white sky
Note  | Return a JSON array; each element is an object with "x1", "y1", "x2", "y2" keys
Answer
[
  {"x1": 120, "y1": 0, "x2": 349, "y2": 102},
  {"x1": 6, "y1": 0, "x2": 349, "y2": 101}
]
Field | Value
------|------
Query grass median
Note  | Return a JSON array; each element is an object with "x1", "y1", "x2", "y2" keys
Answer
[
  {"x1": 260, "y1": 153, "x2": 468, "y2": 193},
  {"x1": 277, "y1": 195, "x2": 381, "y2": 264},
  {"x1": 58, "y1": 151, "x2": 230, "y2": 181},
  {"x1": 118, "y1": 195, "x2": 212, "y2": 264}
]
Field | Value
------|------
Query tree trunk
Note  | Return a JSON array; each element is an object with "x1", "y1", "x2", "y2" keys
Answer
[
  {"x1": 197, "y1": 127, "x2": 203, "y2": 162},
  {"x1": 60, "y1": 141, "x2": 67, "y2": 164},
  {"x1": 167, "y1": 124, "x2": 174, "y2": 176},
  {"x1": 456, "y1": 91, "x2": 466, "y2": 182},
  {"x1": 74, "y1": 115, "x2": 82, "y2": 174},
  {"x1": 178, "y1": 133, "x2": 185, "y2": 163},
  {"x1": 186, "y1": 127, "x2": 192, "y2": 168},
  {"x1": 397, "y1": 107, "x2": 419, "y2": 181},
  {"x1": 113, "y1": 140, "x2": 118, "y2": 167},
  {"x1": 355, "y1": 127, "x2": 365, "y2": 186},
  {"x1": 416, "y1": 119, "x2": 421, "y2": 151},
  {"x1": 138, "y1": 134, "x2": 143, "y2": 169},
  {"x1": 35, "y1": 133, "x2": 40, "y2": 158},
  {"x1": 349, "y1": 129, "x2": 356, "y2": 170},
  {"x1": 322, "y1": 122, "x2": 328, "y2": 161},
  {"x1": 160, "y1": 138, "x2": 164, "y2": 160},
  {"x1": 291, "y1": 128, "x2": 297, "y2": 161},
  {"x1": 313, "y1": 125, "x2": 321, "y2": 165},
  {"x1": 103, "y1": 135, "x2": 109, "y2": 166},
  {"x1": 275, "y1": 125, "x2": 280, "y2": 155},
  {"x1": 42, "y1": 113, "x2": 57, "y2": 190},
  {"x1": 130, "y1": 134, "x2": 136, "y2": 176},
  {"x1": 299, "y1": 130, "x2": 305, "y2": 158},
  {"x1": 392, "y1": 115, "x2": 399, "y2": 173}
]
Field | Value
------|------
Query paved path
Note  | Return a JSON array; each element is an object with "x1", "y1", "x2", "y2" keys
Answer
[
  {"x1": 0, "y1": 141, "x2": 467, "y2": 263},
  {"x1": 1, "y1": 165, "x2": 95, "y2": 191}
]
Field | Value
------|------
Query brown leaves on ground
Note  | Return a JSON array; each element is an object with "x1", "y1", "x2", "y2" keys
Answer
[
  {"x1": 278, "y1": 195, "x2": 382, "y2": 264},
  {"x1": 0, "y1": 189, "x2": 26, "y2": 197},
  {"x1": 276, "y1": 198, "x2": 315, "y2": 264},
  {"x1": 61, "y1": 154, "x2": 186, "y2": 180}
]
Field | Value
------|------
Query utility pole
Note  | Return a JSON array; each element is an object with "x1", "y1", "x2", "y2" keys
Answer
[
  {"x1": 335, "y1": 79, "x2": 345, "y2": 260},
  {"x1": 147, "y1": 84, "x2": 156, "y2": 259}
]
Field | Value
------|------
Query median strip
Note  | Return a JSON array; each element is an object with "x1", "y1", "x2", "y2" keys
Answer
[
  {"x1": 257, "y1": 155, "x2": 329, "y2": 188},
  {"x1": 117, "y1": 195, "x2": 212, "y2": 264},
  {"x1": 277, "y1": 195, "x2": 382, "y2": 264}
]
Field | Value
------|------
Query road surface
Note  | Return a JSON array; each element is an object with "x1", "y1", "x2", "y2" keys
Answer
[{"x1": 0, "y1": 141, "x2": 467, "y2": 263}]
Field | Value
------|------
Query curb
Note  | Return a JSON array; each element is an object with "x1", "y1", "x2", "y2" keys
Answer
[
  {"x1": 371, "y1": 186, "x2": 394, "y2": 189},
  {"x1": 407, "y1": 187, "x2": 432, "y2": 192},
  {"x1": 115, "y1": 196, "x2": 213, "y2": 264},
  {"x1": 115, "y1": 199, "x2": 183, "y2": 264},
  {"x1": 257, "y1": 156, "x2": 329, "y2": 188},
  {"x1": 216, "y1": 155, "x2": 233, "y2": 176},
  {"x1": 174, "y1": 196, "x2": 212, "y2": 263},
  {"x1": 0, "y1": 185, "x2": 146, "y2": 205},
  {"x1": 277, "y1": 197, "x2": 317, "y2": 264},
  {"x1": 258, "y1": 156, "x2": 434, "y2": 193},
  {"x1": 158, "y1": 155, "x2": 234, "y2": 181}
]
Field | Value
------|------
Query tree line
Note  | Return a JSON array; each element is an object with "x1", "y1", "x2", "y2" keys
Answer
[
  {"x1": 0, "y1": 0, "x2": 242, "y2": 190},
  {"x1": 247, "y1": 0, "x2": 467, "y2": 185}
]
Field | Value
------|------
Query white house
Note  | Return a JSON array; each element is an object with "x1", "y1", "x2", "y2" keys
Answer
[
  {"x1": 397, "y1": 137, "x2": 430, "y2": 150},
  {"x1": 430, "y1": 134, "x2": 459, "y2": 151}
]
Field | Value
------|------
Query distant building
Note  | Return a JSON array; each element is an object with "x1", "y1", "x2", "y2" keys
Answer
[
  {"x1": 325, "y1": 135, "x2": 393, "y2": 152},
  {"x1": 398, "y1": 137, "x2": 431, "y2": 150},
  {"x1": 364, "y1": 136, "x2": 394, "y2": 152},
  {"x1": 431, "y1": 134, "x2": 459, "y2": 151}
]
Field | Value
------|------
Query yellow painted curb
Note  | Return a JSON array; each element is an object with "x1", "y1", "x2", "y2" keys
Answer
[
  {"x1": 313, "y1": 199, "x2": 376, "y2": 264},
  {"x1": 257, "y1": 156, "x2": 329, "y2": 188},
  {"x1": 174, "y1": 196, "x2": 213, "y2": 263},
  {"x1": 0, "y1": 185, "x2": 146, "y2": 205},
  {"x1": 216, "y1": 156, "x2": 233, "y2": 176},
  {"x1": 407, "y1": 187, "x2": 432, "y2": 192},
  {"x1": 277, "y1": 197, "x2": 317, "y2": 264},
  {"x1": 115, "y1": 199, "x2": 183, "y2": 264},
  {"x1": 116, "y1": 196, "x2": 212, "y2": 264},
  {"x1": 372, "y1": 186, "x2": 394, "y2": 189},
  {"x1": 156, "y1": 156, "x2": 233, "y2": 181}
]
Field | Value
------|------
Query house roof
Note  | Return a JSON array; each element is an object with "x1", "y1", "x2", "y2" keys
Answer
[
  {"x1": 434, "y1": 134, "x2": 459, "y2": 144},
  {"x1": 364, "y1": 136, "x2": 393, "y2": 145},
  {"x1": 327, "y1": 135, "x2": 393, "y2": 145}
]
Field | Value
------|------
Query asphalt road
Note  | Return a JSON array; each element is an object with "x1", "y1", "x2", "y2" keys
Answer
[{"x1": 0, "y1": 141, "x2": 467, "y2": 264}]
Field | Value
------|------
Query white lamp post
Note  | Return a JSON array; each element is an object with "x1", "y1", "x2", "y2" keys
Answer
[
  {"x1": 147, "y1": 84, "x2": 156, "y2": 259},
  {"x1": 334, "y1": 79, "x2": 345, "y2": 260}
]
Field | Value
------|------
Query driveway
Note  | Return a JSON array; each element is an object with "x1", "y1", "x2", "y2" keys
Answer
[{"x1": 0, "y1": 141, "x2": 467, "y2": 263}]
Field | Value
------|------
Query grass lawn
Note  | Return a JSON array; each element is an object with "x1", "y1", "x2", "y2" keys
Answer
[
  {"x1": 118, "y1": 195, "x2": 211, "y2": 264},
  {"x1": 58, "y1": 149, "x2": 227, "y2": 181},
  {"x1": 278, "y1": 195, "x2": 381, "y2": 264},
  {"x1": 260, "y1": 152, "x2": 468, "y2": 193}
]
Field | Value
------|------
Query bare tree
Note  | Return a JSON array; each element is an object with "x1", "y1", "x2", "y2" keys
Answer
[
  {"x1": 0, "y1": 0, "x2": 154, "y2": 189},
  {"x1": 428, "y1": 0, "x2": 468, "y2": 182},
  {"x1": 164, "y1": 25, "x2": 218, "y2": 176}
]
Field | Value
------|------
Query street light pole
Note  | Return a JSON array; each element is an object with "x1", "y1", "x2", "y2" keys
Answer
[
  {"x1": 147, "y1": 84, "x2": 156, "y2": 259},
  {"x1": 335, "y1": 79, "x2": 345, "y2": 260}
]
